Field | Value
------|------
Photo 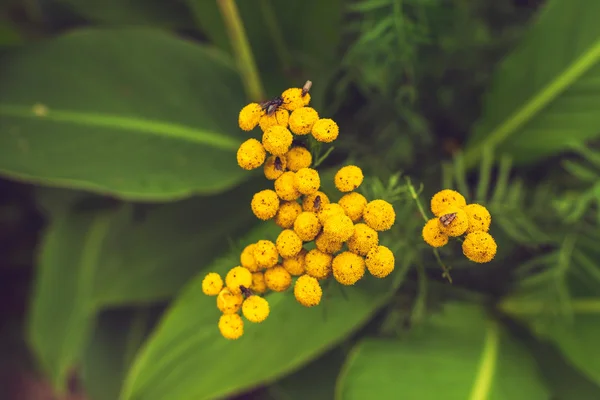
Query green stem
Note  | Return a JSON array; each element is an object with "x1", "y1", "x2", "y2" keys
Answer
[
  {"x1": 314, "y1": 146, "x2": 335, "y2": 168},
  {"x1": 406, "y1": 176, "x2": 429, "y2": 222},
  {"x1": 217, "y1": 0, "x2": 266, "y2": 102},
  {"x1": 259, "y1": 0, "x2": 292, "y2": 71}
]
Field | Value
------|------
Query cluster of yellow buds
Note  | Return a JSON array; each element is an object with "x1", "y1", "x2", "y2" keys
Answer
[
  {"x1": 203, "y1": 82, "x2": 397, "y2": 340},
  {"x1": 421, "y1": 189, "x2": 497, "y2": 263}
]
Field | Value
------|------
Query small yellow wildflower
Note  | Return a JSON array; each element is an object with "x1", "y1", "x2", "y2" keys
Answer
[
  {"x1": 282, "y1": 249, "x2": 306, "y2": 276},
  {"x1": 276, "y1": 229, "x2": 303, "y2": 258},
  {"x1": 281, "y1": 87, "x2": 310, "y2": 111},
  {"x1": 201, "y1": 272, "x2": 223, "y2": 296},
  {"x1": 323, "y1": 213, "x2": 355, "y2": 242},
  {"x1": 258, "y1": 109, "x2": 289, "y2": 131},
  {"x1": 332, "y1": 251, "x2": 365, "y2": 286},
  {"x1": 242, "y1": 295, "x2": 270, "y2": 323},
  {"x1": 240, "y1": 243, "x2": 259, "y2": 272},
  {"x1": 237, "y1": 138, "x2": 266, "y2": 170},
  {"x1": 294, "y1": 167, "x2": 320, "y2": 195},
  {"x1": 289, "y1": 107, "x2": 319, "y2": 135},
  {"x1": 311, "y1": 118, "x2": 339, "y2": 143},
  {"x1": 250, "y1": 272, "x2": 267, "y2": 294},
  {"x1": 430, "y1": 189, "x2": 467, "y2": 217},
  {"x1": 253, "y1": 240, "x2": 279, "y2": 269},
  {"x1": 334, "y1": 165, "x2": 364, "y2": 192},
  {"x1": 264, "y1": 155, "x2": 287, "y2": 180},
  {"x1": 338, "y1": 192, "x2": 367, "y2": 222},
  {"x1": 463, "y1": 204, "x2": 492, "y2": 233},
  {"x1": 264, "y1": 265, "x2": 292, "y2": 292},
  {"x1": 365, "y1": 245, "x2": 395, "y2": 278},
  {"x1": 315, "y1": 232, "x2": 343, "y2": 254},
  {"x1": 225, "y1": 266, "x2": 253, "y2": 295},
  {"x1": 462, "y1": 232, "x2": 497, "y2": 263},
  {"x1": 275, "y1": 171, "x2": 301, "y2": 201},
  {"x1": 347, "y1": 223, "x2": 379, "y2": 256},
  {"x1": 293, "y1": 211, "x2": 322, "y2": 242},
  {"x1": 317, "y1": 203, "x2": 346, "y2": 224},
  {"x1": 303, "y1": 191, "x2": 330, "y2": 212},
  {"x1": 363, "y1": 199, "x2": 396, "y2": 232},
  {"x1": 275, "y1": 200, "x2": 302, "y2": 229},
  {"x1": 422, "y1": 218, "x2": 449, "y2": 248},
  {"x1": 286, "y1": 146, "x2": 312, "y2": 172},
  {"x1": 251, "y1": 189, "x2": 280, "y2": 220},
  {"x1": 294, "y1": 274, "x2": 322, "y2": 307},
  {"x1": 238, "y1": 103, "x2": 263, "y2": 131},
  {"x1": 437, "y1": 207, "x2": 468, "y2": 237},
  {"x1": 304, "y1": 249, "x2": 333, "y2": 279},
  {"x1": 216, "y1": 288, "x2": 243, "y2": 314},
  {"x1": 218, "y1": 313, "x2": 244, "y2": 340},
  {"x1": 262, "y1": 125, "x2": 293, "y2": 156}
]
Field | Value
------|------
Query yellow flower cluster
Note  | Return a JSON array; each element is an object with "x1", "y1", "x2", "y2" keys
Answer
[{"x1": 421, "y1": 189, "x2": 497, "y2": 263}]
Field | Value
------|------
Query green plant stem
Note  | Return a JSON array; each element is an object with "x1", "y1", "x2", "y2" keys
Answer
[
  {"x1": 217, "y1": 0, "x2": 265, "y2": 102},
  {"x1": 259, "y1": 0, "x2": 292, "y2": 71},
  {"x1": 314, "y1": 146, "x2": 335, "y2": 168}
]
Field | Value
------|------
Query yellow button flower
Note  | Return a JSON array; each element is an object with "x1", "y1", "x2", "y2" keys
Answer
[
  {"x1": 275, "y1": 171, "x2": 301, "y2": 201},
  {"x1": 218, "y1": 313, "x2": 244, "y2": 340},
  {"x1": 303, "y1": 191, "x2": 330, "y2": 212},
  {"x1": 250, "y1": 272, "x2": 267, "y2": 294},
  {"x1": 282, "y1": 248, "x2": 306, "y2": 276},
  {"x1": 462, "y1": 232, "x2": 497, "y2": 263},
  {"x1": 317, "y1": 203, "x2": 346, "y2": 224},
  {"x1": 281, "y1": 87, "x2": 310, "y2": 111},
  {"x1": 275, "y1": 200, "x2": 302, "y2": 229},
  {"x1": 286, "y1": 146, "x2": 312, "y2": 171},
  {"x1": 294, "y1": 167, "x2": 320, "y2": 195},
  {"x1": 264, "y1": 155, "x2": 287, "y2": 180},
  {"x1": 262, "y1": 125, "x2": 293, "y2": 156},
  {"x1": 334, "y1": 165, "x2": 364, "y2": 192},
  {"x1": 304, "y1": 249, "x2": 333, "y2": 279},
  {"x1": 463, "y1": 203, "x2": 492, "y2": 233},
  {"x1": 217, "y1": 288, "x2": 243, "y2": 314},
  {"x1": 312, "y1": 118, "x2": 339, "y2": 143},
  {"x1": 289, "y1": 107, "x2": 319, "y2": 135},
  {"x1": 294, "y1": 274, "x2": 322, "y2": 307},
  {"x1": 347, "y1": 223, "x2": 379, "y2": 256},
  {"x1": 323, "y1": 213, "x2": 355, "y2": 242},
  {"x1": 365, "y1": 245, "x2": 395, "y2": 278},
  {"x1": 437, "y1": 207, "x2": 468, "y2": 237},
  {"x1": 422, "y1": 218, "x2": 449, "y2": 247},
  {"x1": 253, "y1": 240, "x2": 279, "y2": 268},
  {"x1": 363, "y1": 199, "x2": 396, "y2": 231},
  {"x1": 293, "y1": 211, "x2": 322, "y2": 241},
  {"x1": 430, "y1": 189, "x2": 467, "y2": 217},
  {"x1": 332, "y1": 251, "x2": 365, "y2": 286},
  {"x1": 315, "y1": 232, "x2": 343, "y2": 254},
  {"x1": 276, "y1": 229, "x2": 303, "y2": 258},
  {"x1": 251, "y1": 189, "x2": 280, "y2": 220},
  {"x1": 202, "y1": 272, "x2": 223, "y2": 296},
  {"x1": 265, "y1": 265, "x2": 292, "y2": 292},
  {"x1": 238, "y1": 103, "x2": 263, "y2": 131},
  {"x1": 258, "y1": 108, "x2": 289, "y2": 131},
  {"x1": 338, "y1": 192, "x2": 367, "y2": 222},
  {"x1": 237, "y1": 138, "x2": 266, "y2": 170},
  {"x1": 225, "y1": 266, "x2": 253, "y2": 295},
  {"x1": 240, "y1": 243, "x2": 259, "y2": 272},
  {"x1": 242, "y1": 295, "x2": 270, "y2": 323}
]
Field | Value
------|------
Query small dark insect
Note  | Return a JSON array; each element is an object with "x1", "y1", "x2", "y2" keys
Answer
[
  {"x1": 314, "y1": 195, "x2": 322, "y2": 211},
  {"x1": 260, "y1": 96, "x2": 284, "y2": 116},
  {"x1": 439, "y1": 212, "x2": 457, "y2": 227},
  {"x1": 274, "y1": 156, "x2": 283, "y2": 171},
  {"x1": 240, "y1": 285, "x2": 253, "y2": 298},
  {"x1": 301, "y1": 80, "x2": 312, "y2": 97}
]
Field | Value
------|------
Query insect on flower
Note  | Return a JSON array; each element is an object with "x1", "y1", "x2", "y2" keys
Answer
[
  {"x1": 240, "y1": 285, "x2": 253, "y2": 298},
  {"x1": 260, "y1": 96, "x2": 284, "y2": 116},
  {"x1": 274, "y1": 156, "x2": 283, "y2": 171},
  {"x1": 301, "y1": 80, "x2": 313, "y2": 97},
  {"x1": 439, "y1": 212, "x2": 457, "y2": 227},
  {"x1": 314, "y1": 195, "x2": 322, "y2": 211}
]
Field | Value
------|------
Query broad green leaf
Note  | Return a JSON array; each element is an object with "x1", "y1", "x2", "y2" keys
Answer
[
  {"x1": 120, "y1": 224, "x2": 412, "y2": 400},
  {"x1": 336, "y1": 303, "x2": 549, "y2": 400},
  {"x1": 0, "y1": 28, "x2": 248, "y2": 201},
  {"x1": 464, "y1": 0, "x2": 600, "y2": 168}
]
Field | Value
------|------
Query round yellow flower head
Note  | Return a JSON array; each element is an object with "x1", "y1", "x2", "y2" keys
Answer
[
  {"x1": 294, "y1": 274, "x2": 322, "y2": 307},
  {"x1": 463, "y1": 203, "x2": 492, "y2": 233},
  {"x1": 430, "y1": 189, "x2": 467, "y2": 217},
  {"x1": 276, "y1": 229, "x2": 303, "y2": 258},
  {"x1": 259, "y1": 109, "x2": 289, "y2": 131},
  {"x1": 219, "y1": 313, "x2": 244, "y2": 340},
  {"x1": 289, "y1": 107, "x2": 319, "y2": 135},
  {"x1": 275, "y1": 171, "x2": 301, "y2": 201},
  {"x1": 363, "y1": 199, "x2": 396, "y2": 232},
  {"x1": 240, "y1": 243, "x2": 259, "y2": 272},
  {"x1": 225, "y1": 266, "x2": 253, "y2": 295},
  {"x1": 422, "y1": 218, "x2": 449, "y2": 247},
  {"x1": 286, "y1": 146, "x2": 312, "y2": 172},
  {"x1": 202, "y1": 272, "x2": 223, "y2": 296},
  {"x1": 303, "y1": 191, "x2": 330, "y2": 212},
  {"x1": 294, "y1": 167, "x2": 320, "y2": 195},
  {"x1": 332, "y1": 251, "x2": 365, "y2": 286},
  {"x1": 282, "y1": 248, "x2": 306, "y2": 276},
  {"x1": 275, "y1": 200, "x2": 302, "y2": 229},
  {"x1": 347, "y1": 223, "x2": 379, "y2": 256},
  {"x1": 304, "y1": 249, "x2": 333, "y2": 279},
  {"x1": 293, "y1": 211, "x2": 322, "y2": 242},
  {"x1": 264, "y1": 265, "x2": 292, "y2": 292},
  {"x1": 338, "y1": 192, "x2": 367, "y2": 222},
  {"x1": 238, "y1": 103, "x2": 263, "y2": 131},
  {"x1": 264, "y1": 155, "x2": 287, "y2": 180},
  {"x1": 262, "y1": 125, "x2": 293, "y2": 156},
  {"x1": 318, "y1": 203, "x2": 346, "y2": 224},
  {"x1": 253, "y1": 240, "x2": 279, "y2": 268},
  {"x1": 437, "y1": 207, "x2": 468, "y2": 237},
  {"x1": 323, "y1": 213, "x2": 355, "y2": 242},
  {"x1": 335, "y1": 165, "x2": 364, "y2": 192},
  {"x1": 315, "y1": 232, "x2": 343, "y2": 254},
  {"x1": 365, "y1": 245, "x2": 395, "y2": 278},
  {"x1": 237, "y1": 138, "x2": 266, "y2": 170},
  {"x1": 217, "y1": 287, "x2": 243, "y2": 314},
  {"x1": 462, "y1": 232, "x2": 497, "y2": 263},
  {"x1": 281, "y1": 87, "x2": 310, "y2": 111},
  {"x1": 242, "y1": 295, "x2": 270, "y2": 323},
  {"x1": 251, "y1": 189, "x2": 280, "y2": 220},
  {"x1": 312, "y1": 118, "x2": 339, "y2": 143},
  {"x1": 250, "y1": 272, "x2": 267, "y2": 294}
]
